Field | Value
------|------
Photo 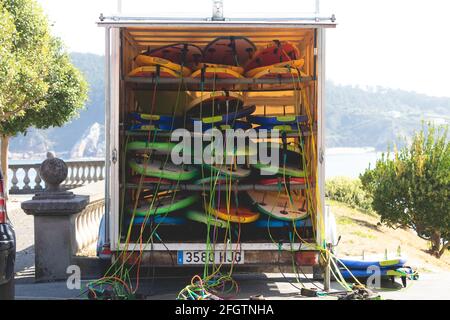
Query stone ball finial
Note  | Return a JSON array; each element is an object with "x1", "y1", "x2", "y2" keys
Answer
[
  {"x1": 46, "y1": 151, "x2": 55, "y2": 159},
  {"x1": 40, "y1": 157, "x2": 68, "y2": 192}
]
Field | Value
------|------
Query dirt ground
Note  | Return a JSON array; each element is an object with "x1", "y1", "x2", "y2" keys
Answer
[{"x1": 329, "y1": 200, "x2": 450, "y2": 273}]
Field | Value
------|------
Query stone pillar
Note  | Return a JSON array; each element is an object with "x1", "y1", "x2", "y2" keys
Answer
[{"x1": 21, "y1": 155, "x2": 89, "y2": 282}]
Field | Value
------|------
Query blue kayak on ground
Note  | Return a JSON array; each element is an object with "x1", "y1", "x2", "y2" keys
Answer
[
  {"x1": 339, "y1": 267, "x2": 415, "y2": 279},
  {"x1": 337, "y1": 257, "x2": 407, "y2": 270}
]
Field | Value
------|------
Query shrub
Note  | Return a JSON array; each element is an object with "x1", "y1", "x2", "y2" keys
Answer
[
  {"x1": 360, "y1": 123, "x2": 449, "y2": 258},
  {"x1": 326, "y1": 177, "x2": 373, "y2": 213}
]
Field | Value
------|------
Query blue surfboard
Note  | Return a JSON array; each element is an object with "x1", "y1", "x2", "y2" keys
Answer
[
  {"x1": 130, "y1": 215, "x2": 187, "y2": 226},
  {"x1": 254, "y1": 218, "x2": 312, "y2": 228},
  {"x1": 190, "y1": 105, "x2": 256, "y2": 126},
  {"x1": 130, "y1": 112, "x2": 181, "y2": 125},
  {"x1": 247, "y1": 114, "x2": 308, "y2": 126}
]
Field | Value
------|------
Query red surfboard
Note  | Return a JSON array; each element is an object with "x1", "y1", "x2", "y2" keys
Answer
[
  {"x1": 244, "y1": 41, "x2": 301, "y2": 72},
  {"x1": 130, "y1": 176, "x2": 174, "y2": 185},
  {"x1": 259, "y1": 177, "x2": 312, "y2": 186},
  {"x1": 146, "y1": 43, "x2": 203, "y2": 69},
  {"x1": 203, "y1": 36, "x2": 256, "y2": 67}
]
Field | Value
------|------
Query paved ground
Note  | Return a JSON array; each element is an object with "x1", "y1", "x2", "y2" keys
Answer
[
  {"x1": 14, "y1": 272, "x2": 450, "y2": 300},
  {"x1": 7, "y1": 195, "x2": 35, "y2": 279},
  {"x1": 7, "y1": 196, "x2": 450, "y2": 301}
]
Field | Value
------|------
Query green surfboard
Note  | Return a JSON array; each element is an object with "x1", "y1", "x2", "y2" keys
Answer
[
  {"x1": 130, "y1": 193, "x2": 199, "y2": 216},
  {"x1": 127, "y1": 141, "x2": 177, "y2": 154},
  {"x1": 186, "y1": 210, "x2": 228, "y2": 228},
  {"x1": 129, "y1": 159, "x2": 199, "y2": 181}
]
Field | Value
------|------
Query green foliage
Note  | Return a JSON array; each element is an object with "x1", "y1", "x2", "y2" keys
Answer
[
  {"x1": 326, "y1": 177, "x2": 373, "y2": 213},
  {"x1": 0, "y1": 0, "x2": 87, "y2": 136},
  {"x1": 360, "y1": 123, "x2": 450, "y2": 257}
]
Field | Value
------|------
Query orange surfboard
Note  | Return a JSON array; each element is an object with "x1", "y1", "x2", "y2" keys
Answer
[{"x1": 207, "y1": 197, "x2": 260, "y2": 224}]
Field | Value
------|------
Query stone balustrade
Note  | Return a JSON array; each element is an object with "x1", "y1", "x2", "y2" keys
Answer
[
  {"x1": 8, "y1": 160, "x2": 105, "y2": 194},
  {"x1": 72, "y1": 182, "x2": 105, "y2": 254}
]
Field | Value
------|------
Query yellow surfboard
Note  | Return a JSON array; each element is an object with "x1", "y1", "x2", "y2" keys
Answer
[
  {"x1": 245, "y1": 59, "x2": 305, "y2": 78},
  {"x1": 135, "y1": 55, "x2": 192, "y2": 77},
  {"x1": 192, "y1": 63, "x2": 245, "y2": 75},
  {"x1": 128, "y1": 66, "x2": 181, "y2": 78},
  {"x1": 186, "y1": 91, "x2": 244, "y2": 113},
  {"x1": 249, "y1": 66, "x2": 303, "y2": 80},
  {"x1": 191, "y1": 67, "x2": 244, "y2": 80}
]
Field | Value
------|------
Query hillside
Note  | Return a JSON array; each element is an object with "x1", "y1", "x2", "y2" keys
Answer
[
  {"x1": 329, "y1": 201, "x2": 450, "y2": 273},
  {"x1": 9, "y1": 53, "x2": 450, "y2": 159}
]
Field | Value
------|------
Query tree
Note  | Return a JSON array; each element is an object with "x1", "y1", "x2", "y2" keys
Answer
[
  {"x1": 360, "y1": 123, "x2": 450, "y2": 258},
  {"x1": 0, "y1": 0, "x2": 88, "y2": 193}
]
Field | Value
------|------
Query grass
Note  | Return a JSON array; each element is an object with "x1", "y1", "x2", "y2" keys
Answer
[
  {"x1": 329, "y1": 200, "x2": 450, "y2": 273},
  {"x1": 351, "y1": 230, "x2": 376, "y2": 239}
]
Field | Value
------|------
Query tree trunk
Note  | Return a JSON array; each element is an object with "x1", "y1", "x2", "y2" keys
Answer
[
  {"x1": 430, "y1": 231, "x2": 442, "y2": 258},
  {"x1": 0, "y1": 135, "x2": 9, "y2": 200}
]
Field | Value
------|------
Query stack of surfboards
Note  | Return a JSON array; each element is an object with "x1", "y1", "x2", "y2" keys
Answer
[{"x1": 126, "y1": 38, "x2": 312, "y2": 230}]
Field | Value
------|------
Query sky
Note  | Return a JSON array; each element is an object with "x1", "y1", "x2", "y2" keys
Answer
[{"x1": 36, "y1": 0, "x2": 450, "y2": 97}]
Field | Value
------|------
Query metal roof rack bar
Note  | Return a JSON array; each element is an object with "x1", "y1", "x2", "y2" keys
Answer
[{"x1": 98, "y1": 14, "x2": 336, "y2": 23}]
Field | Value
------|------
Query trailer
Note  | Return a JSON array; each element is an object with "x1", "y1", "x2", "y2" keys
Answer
[{"x1": 97, "y1": 3, "x2": 336, "y2": 290}]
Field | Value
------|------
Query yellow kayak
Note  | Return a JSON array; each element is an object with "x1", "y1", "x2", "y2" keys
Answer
[
  {"x1": 191, "y1": 67, "x2": 244, "y2": 80},
  {"x1": 128, "y1": 66, "x2": 181, "y2": 78},
  {"x1": 192, "y1": 63, "x2": 245, "y2": 75},
  {"x1": 245, "y1": 59, "x2": 305, "y2": 78},
  {"x1": 135, "y1": 55, "x2": 192, "y2": 77}
]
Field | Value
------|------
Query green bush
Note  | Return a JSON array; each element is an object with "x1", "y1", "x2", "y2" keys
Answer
[
  {"x1": 325, "y1": 177, "x2": 373, "y2": 213},
  {"x1": 360, "y1": 123, "x2": 449, "y2": 258}
]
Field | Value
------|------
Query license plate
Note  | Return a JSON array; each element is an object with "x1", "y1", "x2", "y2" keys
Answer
[{"x1": 177, "y1": 250, "x2": 244, "y2": 265}]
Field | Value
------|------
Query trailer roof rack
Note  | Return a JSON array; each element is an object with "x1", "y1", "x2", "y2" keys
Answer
[{"x1": 97, "y1": 15, "x2": 337, "y2": 28}]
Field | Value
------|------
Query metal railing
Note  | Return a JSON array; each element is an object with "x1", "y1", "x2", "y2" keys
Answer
[{"x1": 8, "y1": 160, "x2": 105, "y2": 194}]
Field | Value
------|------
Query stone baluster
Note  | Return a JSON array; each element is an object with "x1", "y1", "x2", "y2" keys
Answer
[
  {"x1": 80, "y1": 164, "x2": 87, "y2": 185},
  {"x1": 34, "y1": 168, "x2": 43, "y2": 192},
  {"x1": 99, "y1": 165, "x2": 105, "y2": 181},
  {"x1": 92, "y1": 166, "x2": 98, "y2": 183},
  {"x1": 86, "y1": 165, "x2": 93, "y2": 184},
  {"x1": 10, "y1": 168, "x2": 20, "y2": 193},
  {"x1": 23, "y1": 168, "x2": 31, "y2": 192},
  {"x1": 74, "y1": 164, "x2": 81, "y2": 186}
]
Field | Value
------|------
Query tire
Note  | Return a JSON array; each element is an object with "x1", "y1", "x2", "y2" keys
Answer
[{"x1": 0, "y1": 278, "x2": 15, "y2": 300}]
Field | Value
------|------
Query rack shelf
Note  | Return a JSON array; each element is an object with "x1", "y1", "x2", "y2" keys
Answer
[
  {"x1": 124, "y1": 127, "x2": 317, "y2": 139},
  {"x1": 124, "y1": 182, "x2": 314, "y2": 192},
  {"x1": 124, "y1": 75, "x2": 315, "y2": 92}
]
